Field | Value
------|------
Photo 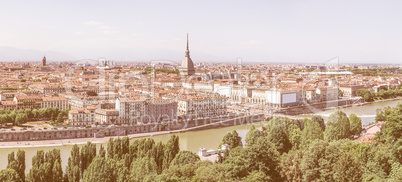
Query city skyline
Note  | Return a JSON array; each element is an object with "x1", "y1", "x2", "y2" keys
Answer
[{"x1": 1, "y1": 0, "x2": 402, "y2": 64}]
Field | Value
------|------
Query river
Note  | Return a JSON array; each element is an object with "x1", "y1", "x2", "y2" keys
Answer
[
  {"x1": 312, "y1": 99, "x2": 401, "y2": 125},
  {"x1": 0, "y1": 99, "x2": 400, "y2": 173}
]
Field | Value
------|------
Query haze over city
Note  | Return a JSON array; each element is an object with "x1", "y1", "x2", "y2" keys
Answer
[{"x1": 1, "y1": 0, "x2": 402, "y2": 64}]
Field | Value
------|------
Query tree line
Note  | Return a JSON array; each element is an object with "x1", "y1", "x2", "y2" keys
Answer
[
  {"x1": 356, "y1": 84, "x2": 402, "y2": 102},
  {"x1": 1, "y1": 104, "x2": 401, "y2": 181},
  {"x1": 0, "y1": 107, "x2": 69, "y2": 125}
]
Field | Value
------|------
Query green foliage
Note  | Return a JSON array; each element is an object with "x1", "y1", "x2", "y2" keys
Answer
[
  {"x1": 333, "y1": 153, "x2": 362, "y2": 182},
  {"x1": 6, "y1": 150, "x2": 25, "y2": 182},
  {"x1": 0, "y1": 107, "x2": 69, "y2": 125},
  {"x1": 338, "y1": 89, "x2": 344, "y2": 97},
  {"x1": 349, "y1": 68, "x2": 401, "y2": 76},
  {"x1": 374, "y1": 103, "x2": 402, "y2": 143},
  {"x1": 311, "y1": 115, "x2": 325, "y2": 131},
  {"x1": 325, "y1": 111, "x2": 351, "y2": 141},
  {"x1": 2, "y1": 105, "x2": 400, "y2": 182},
  {"x1": 301, "y1": 119, "x2": 324, "y2": 147},
  {"x1": 0, "y1": 168, "x2": 21, "y2": 182},
  {"x1": 288, "y1": 127, "x2": 302, "y2": 150},
  {"x1": 301, "y1": 140, "x2": 342, "y2": 182},
  {"x1": 242, "y1": 170, "x2": 272, "y2": 182},
  {"x1": 163, "y1": 135, "x2": 180, "y2": 170},
  {"x1": 266, "y1": 124, "x2": 292, "y2": 154},
  {"x1": 65, "y1": 145, "x2": 80, "y2": 182},
  {"x1": 389, "y1": 162, "x2": 402, "y2": 182},
  {"x1": 80, "y1": 142, "x2": 96, "y2": 175},
  {"x1": 130, "y1": 157, "x2": 157, "y2": 181},
  {"x1": 0, "y1": 87, "x2": 28, "y2": 91},
  {"x1": 349, "y1": 113, "x2": 362, "y2": 136},
  {"x1": 392, "y1": 139, "x2": 402, "y2": 164},
  {"x1": 356, "y1": 89, "x2": 374, "y2": 102},
  {"x1": 27, "y1": 149, "x2": 62, "y2": 182},
  {"x1": 280, "y1": 150, "x2": 303, "y2": 182},
  {"x1": 170, "y1": 150, "x2": 200, "y2": 167},
  {"x1": 219, "y1": 130, "x2": 242, "y2": 149},
  {"x1": 193, "y1": 161, "x2": 227, "y2": 181},
  {"x1": 15, "y1": 113, "x2": 28, "y2": 125},
  {"x1": 82, "y1": 157, "x2": 115, "y2": 182},
  {"x1": 152, "y1": 141, "x2": 165, "y2": 174},
  {"x1": 245, "y1": 125, "x2": 262, "y2": 146}
]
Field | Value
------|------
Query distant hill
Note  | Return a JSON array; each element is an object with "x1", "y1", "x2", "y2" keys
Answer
[{"x1": 0, "y1": 46, "x2": 76, "y2": 62}]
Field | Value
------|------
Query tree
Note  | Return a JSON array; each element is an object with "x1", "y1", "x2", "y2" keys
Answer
[
  {"x1": 152, "y1": 141, "x2": 165, "y2": 174},
  {"x1": 194, "y1": 162, "x2": 226, "y2": 181},
  {"x1": 242, "y1": 170, "x2": 272, "y2": 182},
  {"x1": 392, "y1": 139, "x2": 402, "y2": 164},
  {"x1": 219, "y1": 130, "x2": 243, "y2": 149},
  {"x1": 245, "y1": 125, "x2": 262, "y2": 146},
  {"x1": 163, "y1": 135, "x2": 180, "y2": 170},
  {"x1": 311, "y1": 115, "x2": 326, "y2": 131},
  {"x1": 6, "y1": 149, "x2": 25, "y2": 182},
  {"x1": 80, "y1": 142, "x2": 96, "y2": 175},
  {"x1": 82, "y1": 157, "x2": 115, "y2": 182},
  {"x1": 349, "y1": 114, "x2": 362, "y2": 136},
  {"x1": 280, "y1": 150, "x2": 303, "y2": 182},
  {"x1": 130, "y1": 157, "x2": 157, "y2": 181},
  {"x1": 356, "y1": 89, "x2": 370, "y2": 97},
  {"x1": 0, "y1": 169, "x2": 21, "y2": 182},
  {"x1": 288, "y1": 127, "x2": 302, "y2": 150},
  {"x1": 266, "y1": 124, "x2": 292, "y2": 154},
  {"x1": 99, "y1": 144, "x2": 106, "y2": 158},
  {"x1": 364, "y1": 93, "x2": 373, "y2": 102},
  {"x1": 52, "y1": 160, "x2": 63, "y2": 182},
  {"x1": 107, "y1": 138, "x2": 114, "y2": 159},
  {"x1": 241, "y1": 137, "x2": 281, "y2": 181},
  {"x1": 65, "y1": 145, "x2": 80, "y2": 182},
  {"x1": 389, "y1": 162, "x2": 402, "y2": 182},
  {"x1": 27, "y1": 149, "x2": 60, "y2": 182},
  {"x1": 338, "y1": 89, "x2": 344, "y2": 97},
  {"x1": 301, "y1": 140, "x2": 342, "y2": 182},
  {"x1": 15, "y1": 113, "x2": 28, "y2": 125},
  {"x1": 325, "y1": 111, "x2": 350, "y2": 141},
  {"x1": 16, "y1": 150, "x2": 25, "y2": 182},
  {"x1": 301, "y1": 119, "x2": 324, "y2": 147},
  {"x1": 333, "y1": 153, "x2": 362, "y2": 182},
  {"x1": 374, "y1": 103, "x2": 402, "y2": 144},
  {"x1": 56, "y1": 113, "x2": 64, "y2": 123},
  {"x1": 170, "y1": 150, "x2": 200, "y2": 167}
]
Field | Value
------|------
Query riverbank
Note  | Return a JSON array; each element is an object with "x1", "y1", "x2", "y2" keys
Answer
[
  {"x1": 297, "y1": 97, "x2": 402, "y2": 116},
  {"x1": 0, "y1": 114, "x2": 264, "y2": 148}
]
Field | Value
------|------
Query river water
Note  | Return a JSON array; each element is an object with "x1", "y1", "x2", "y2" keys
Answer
[{"x1": 0, "y1": 99, "x2": 400, "y2": 173}]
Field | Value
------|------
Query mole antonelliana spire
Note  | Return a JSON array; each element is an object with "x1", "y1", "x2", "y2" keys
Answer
[{"x1": 180, "y1": 33, "x2": 195, "y2": 76}]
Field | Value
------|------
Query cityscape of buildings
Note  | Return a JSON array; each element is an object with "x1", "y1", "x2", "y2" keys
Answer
[{"x1": 0, "y1": 35, "x2": 401, "y2": 141}]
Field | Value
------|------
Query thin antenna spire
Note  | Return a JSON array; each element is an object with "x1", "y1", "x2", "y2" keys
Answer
[{"x1": 185, "y1": 33, "x2": 190, "y2": 57}]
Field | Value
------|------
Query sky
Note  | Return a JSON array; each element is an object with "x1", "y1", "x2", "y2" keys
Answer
[{"x1": 0, "y1": 0, "x2": 401, "y2": 64}]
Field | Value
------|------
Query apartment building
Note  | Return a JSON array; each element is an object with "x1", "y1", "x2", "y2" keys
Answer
[
  {"x1": 144, "y1": 99, "x2": 178, "y2": 123},
  {"x1": 41, "y1": 97, "x2": 69, "y2": 110},
  {"x1": 68, "y1": 106, "x2": 96, "y2": 126},
  {"x1": 177, "y1": 93, "x2": 227, "y2": 119},
  {"x1": 116, "y1": 97, "x2": 146, "y2": 124},
  {"x1": 13, "y1": 96, "x2": 42, "y2": 109},
  {"x1": 95, "y1": 109, "x2": 119, "y2": 125}
]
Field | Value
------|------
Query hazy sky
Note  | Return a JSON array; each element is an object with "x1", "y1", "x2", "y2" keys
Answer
[{"x1": 0, "y1": 0, "x2": 401, "y2": 64}]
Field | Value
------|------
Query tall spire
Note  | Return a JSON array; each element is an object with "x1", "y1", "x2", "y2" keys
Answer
[{"x1": 185, "y1": 33, "x2": 190, "y2": 57}]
